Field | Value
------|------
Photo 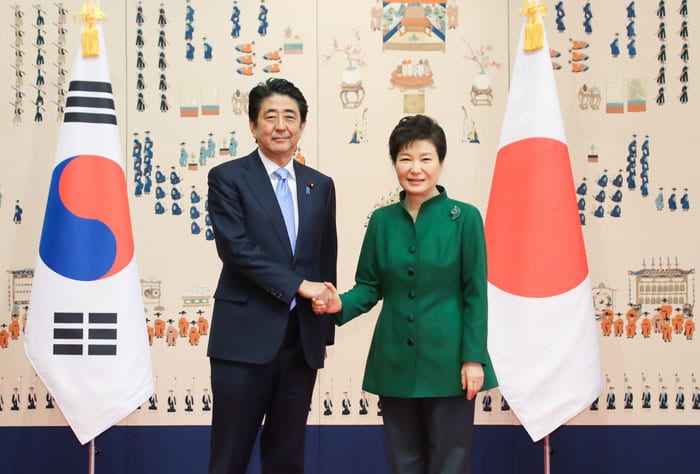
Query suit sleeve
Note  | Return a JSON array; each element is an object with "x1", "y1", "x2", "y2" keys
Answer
[
  {"x1": 321, "y1": 178, "x2": 338, "y2": 344},
  {"x1": 334, "y1": 211, "x2": 382, "y2": 325},
  {"x1": 207, "y1": 166, "x2": 303, "y2": 304},
  {"x1": 460, "y1": 205, "x2": 490, "y2": 364}
]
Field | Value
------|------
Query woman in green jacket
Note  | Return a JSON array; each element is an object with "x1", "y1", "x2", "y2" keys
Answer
[{"x1": 314, "y1": 114, "x2": 497, "y2": 473}]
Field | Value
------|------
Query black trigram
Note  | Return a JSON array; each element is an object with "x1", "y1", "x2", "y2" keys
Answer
[
  {"x1": 53, "y1": 312, "x2": 117, "y2": 356},
  {"x1": 63, "y1": 80, "x2": 117, "y2": 125}
]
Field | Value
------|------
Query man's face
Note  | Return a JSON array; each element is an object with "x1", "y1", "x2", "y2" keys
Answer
[{"x1": 250, "y1": 93, "x2": 305, "y2": 165}]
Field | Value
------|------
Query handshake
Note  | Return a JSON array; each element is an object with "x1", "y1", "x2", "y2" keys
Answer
[{"x1": 298, "y1": 280, "x2": 342, "y2": 314}]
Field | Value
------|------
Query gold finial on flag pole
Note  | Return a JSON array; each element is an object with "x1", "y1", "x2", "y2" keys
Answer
[
  {"x1": 520, "y1": 0, "x2": 546, "y2": 52},
  {"x1": 74, "y1": 0, "x2": 107, "y2": 57}
]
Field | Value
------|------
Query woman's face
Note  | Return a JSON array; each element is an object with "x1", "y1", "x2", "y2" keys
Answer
[{"x1": 395, "y1": 139, "x2": 443, "y2": 200}]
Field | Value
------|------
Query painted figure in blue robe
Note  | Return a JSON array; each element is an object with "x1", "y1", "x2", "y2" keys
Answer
[
  {"x1": 133, "y1": 156, "x2": 142, "y2": 172},
  {"x1": 680, "y1": 0, "x2": 687, "y2": 17},
  {"x1": 626, "y1": 21, "x2": 636, "y2": 38},
  {"x1": 205, "y1": 227, "x2": 215, "y2": 240},
  {"x1": 185, "y1": 22, "x2": 194, "y2": 41},
  {"x1": 627, "y1": 39, "x2": 636, "y2": 58},
  {"x1": 144, "y1": 174, "x2": 152, "y2": 194},
  {"x1": 203, "y1": 40, "x2": 213, "y2": 61},
  {"x1": 207, "y1": 135, "x2": 216, "y2": 158},
  {"x1": 191, "y1": 221, "x2": 201, "y2": 235},
  {"x1": 668, "y1": 192, "x2": 677, "y2": 211},
  {"x1": 258, "y1": 1, "x2": 269, "y2": 36},
  {"x1": 172, "y1": 202, "x2": 182, "y2": 215},
  {"x1": 13, "y1": 202, "x2": 23, "y2": 223},
  {"x1": 680, "y1": 21, "x2": 688, "y2": 39},
  {"x1": 179, "y1": 144, "x2": 188, "y2": 167},
  {"x1": 158, "y1": 52, "x2": 167, "y2": 71},
  {"x1": 199, "y1": 142, "x2": 208, "y2": 166},
  {"x1": 681, "y1": 191, "x2": 690, "y2": 211},
  {"x1": 186, "y1": 42, "x2": 195, "y2": 61},
  {"x1": 680, "y1": 85, "x2": 688, "y2": 104},
  {"x1": 185, "y1": 2, "x2": 195, "y2": 22},
  {"x1": 610, "y1": 36, "x2": 620, "y2": 57},
  {"x1": 169, "y1": 169, "x2": 181, "y2": 185},
  {"x1": 158, "y1": 7, "x2": 167, "y2": 26},
  {"x1": 155, "y1": 201, "x2": 165, "y2": 215},
  {"x1": 580, "y1": 213, "x2": 586, "y2": 225},
  {"x1": 155, "y1": 186, "x2": 165, "y2": 200},
  {"x1": 627, "y1": 138, "x2": 637, "y2": 159},
  {"x1": 143, "y1": 160, "x2": 153, "y2": 176},
  {"x1": 578, "y1": 197, "x2": 586, "y2": 210},
  {"x1": 132, "y1": 135, "x2": 142, "y2": 158},
  {"x1": 612, "y1": 190, "x2": 623, "y2": 203},
  {"x1": 594, "y1": 205, "x2": 604, "y2": 218},
  {"x1": 595, "y1": 190, "x2": 606, "y2": 203},
  {"x1": 597, "y1": 172, "x2": 608, "y2": 187},
  {"x1": 134, "y1": 170, "x2": 142, "y2": 184},
  {"x1": 205, "y1": 212, "x2": 211, "y2": 226},
  {"x1": 555, "y1": 1, "x2": 566, "y2": 32},
  {"x1": 228, "y1": 132, "x2": 238, "y2": 156},
  {"x1": 155, "y1": 167, "x2": 166, "y2": 184},
  {"x1": 577, "y1": 180, "x2": 588, "y2": 196},
  {"x1": 231, "y1": 2, "x2": 241, "y2": 37},
  {"x1": 159, "y1": 74, "x2": 168, "y2": 91},
  {"x1": 171, "y1": 188, "x2": 182, "y2": 201},
  {"x1": 680, "y1": 66, "x2": 688, "y2": 83},
  {"x1": 610, "y1": 205, "x2": 622, "y2": 218},
  {"x1": 640, "y1": 182, "x2": 649, "y2": 197},
  {"x1": 612, "y1": 172, "x2": 623, "y2": 188},
  {"x1": 626, "y1": 174, "x2": 636, "y2": 190},
  {"x1": 641, "y1": 138, "x2": 650, "y2": 157},
  {"x1": 680, "y1": 44, "x2": 689, "y2": 63},
  {"x1": 134, "y1": 179, "x2": 144, "y2": 197},
  {"x1": 657, "y1": 66, "x2": 666, "y2": 84},
  {"x1": 655, "y1": 190, "x2": 664, "y2": 210},
  {"x1": 190, "y1": 188, "x2": 201, "y2": 204},
  {"x1": 190, "y1": 206, "x2": 200, "y2": 219},
  {"x1": 627, "y1": 2, "x2": 636, "y2": 18}
]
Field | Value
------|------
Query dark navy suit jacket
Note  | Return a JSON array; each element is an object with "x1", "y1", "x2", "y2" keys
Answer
[{"x1": 206, "y1": 151, "x2": 337, "y2": 369}]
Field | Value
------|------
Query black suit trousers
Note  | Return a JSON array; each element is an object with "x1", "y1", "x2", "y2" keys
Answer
[{"x1": 209, "y1": 310, "x2": 317, "y2": 474}]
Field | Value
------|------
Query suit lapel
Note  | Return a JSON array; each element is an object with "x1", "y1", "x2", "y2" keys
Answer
[
  {"x1": 294, "y1": 161, "x2": 312, "y2": 256},
  {"x1": 242, "y1": 152, "x2": 293, "y2": 255}
]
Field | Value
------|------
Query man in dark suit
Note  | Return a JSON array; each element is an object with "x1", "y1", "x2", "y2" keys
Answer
[{"x1": 207, "y1": 78, "x2": 337, "y2": 474}]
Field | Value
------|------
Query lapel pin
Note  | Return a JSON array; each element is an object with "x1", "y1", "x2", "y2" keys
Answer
[
  {"x1": 306, "y1": 181, "x2": 314, "y2": 195},
  {"x1": 449, "y1": 205, "x2": 461, "y2": 220}
]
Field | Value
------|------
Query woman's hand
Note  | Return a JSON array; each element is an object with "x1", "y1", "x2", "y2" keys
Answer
[
  {"x1": 311, "y1": 282, "x2": 342, "y2": 314},
  {"x1": 461, "y1": 361, "x2": 484, "y2": 400}
]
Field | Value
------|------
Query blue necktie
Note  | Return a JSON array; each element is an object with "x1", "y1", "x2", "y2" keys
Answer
[
  {"x1": 274, "y1": 168, "x2": 296, "y2": 310},
  {"x1": 273, "y1": 168, "x2": 296, "y2": 254}
]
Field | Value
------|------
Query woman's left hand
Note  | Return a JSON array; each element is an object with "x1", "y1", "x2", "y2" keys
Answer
[{"x1": 461, "y1": 361, "x2": 484, "y2": 400}]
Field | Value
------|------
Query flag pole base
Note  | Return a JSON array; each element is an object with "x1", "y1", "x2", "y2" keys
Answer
[{"x1": 544, "y1": 434, "x2": 551, "y2": 474}]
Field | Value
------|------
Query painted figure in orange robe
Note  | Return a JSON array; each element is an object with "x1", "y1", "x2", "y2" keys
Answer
[
  {"x1": 154, "y1": 317, "x2": 166, "y2": 338},
  {"x1": 685, "y1": 318, "x2": 695, "y2": 340},
  {"x1": 178, "y1": 317, "x2": 189, "y2": 337},
  {"x1": 147, "y1": 325, "x2": 155, "y2": 345},
  {"x1": 613, "y1": 315, "x2": 624, "y2": 337},
  {"x1": 197, "y1": 316, "x2": 209, "y2": 335},
  {"x1": 625, "y1": 307, "x2": 638, "y2": 338},
  {"x1": 166, "y1": 324, "x2": 178, "y2": 346},
  {"x1": 0, "y1": 328, "x2": 9, "y2": 348},
  {"x1": 601, "y1": 308, "x2": 614, "y2": 336},
  {"x1": 189, "y1": 325, "x2": 200, "y2": 346},
  {"x1": 661, "y1": 321, "x2": 673, "y2": 342},
  {"x1": 8, "y1": 318, "x2": 20, "y2": 340},
  {"x1": 672, "y1": 312, "x2": 685, "y2": 334},
  {"x1": 641, "y1": 317, "x2": 652, "y2": 338}
]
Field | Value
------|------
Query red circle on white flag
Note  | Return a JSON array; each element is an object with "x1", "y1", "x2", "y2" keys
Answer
[{"x1": 485, "y1": 137, "x2": 588, "y2": 297}]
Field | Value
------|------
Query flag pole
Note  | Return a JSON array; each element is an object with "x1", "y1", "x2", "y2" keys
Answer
[
  {"x1": 88, "y1": 438, "x2": 95, "y2": 474},
  {"x1": 544, "y1": 435, "x2": 550, "y2": 474}
]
